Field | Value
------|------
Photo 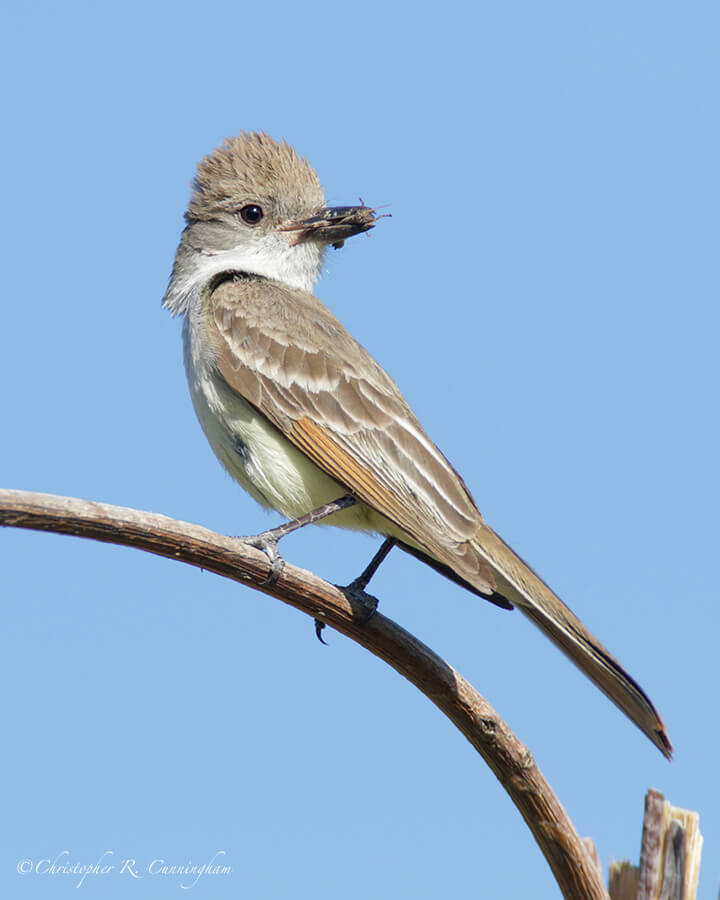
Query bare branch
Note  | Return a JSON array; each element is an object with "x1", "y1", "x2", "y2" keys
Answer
[{"x1": 0, "y1": 488, "x2": 608, "y2": 900}]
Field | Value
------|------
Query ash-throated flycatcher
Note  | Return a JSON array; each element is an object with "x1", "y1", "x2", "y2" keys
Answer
[{"x1": 163, "y1": 132, "x2": 671, "y2": 758}]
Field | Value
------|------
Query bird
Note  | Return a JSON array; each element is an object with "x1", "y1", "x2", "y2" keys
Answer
[{"x1": 163, "y1": 131, "x2": 672, "y2": 759}]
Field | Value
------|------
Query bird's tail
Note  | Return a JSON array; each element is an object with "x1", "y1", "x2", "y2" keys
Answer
[{"x1": 471, "y1": 523, "x2": 673, "y2": 758}]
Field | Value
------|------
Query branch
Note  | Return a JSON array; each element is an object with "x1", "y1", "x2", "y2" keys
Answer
[{"x1": 0, "y1": 488, "x2": 608, "y2": 900}]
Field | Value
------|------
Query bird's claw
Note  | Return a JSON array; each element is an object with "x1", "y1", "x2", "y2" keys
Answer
[
  {"x1": 313, "y1": 585, "x2": 377, "y2": 645},
  {"x1": 238, "y1": 532, "x2": 286, "y2": 585},
  {"x1": 339, "y1": 580, "x2": 379, "y2": 624}
]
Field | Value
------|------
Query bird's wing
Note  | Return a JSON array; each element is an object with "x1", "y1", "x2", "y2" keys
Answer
[
  {"x1": 209, "y1": 276, "x2": 496, "y2": 594},
  {"x1": 210, "y1": 276, "x2": 672, "y2": 758}
]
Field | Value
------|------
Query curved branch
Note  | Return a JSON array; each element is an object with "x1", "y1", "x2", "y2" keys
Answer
[{"x1": 0, "y1": 488, "x2": 608, "y2": 900}]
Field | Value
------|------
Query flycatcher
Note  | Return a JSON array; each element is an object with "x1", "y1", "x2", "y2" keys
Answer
[{"x1": 164, "y1": 132, "x2": 671, "y2": 758}]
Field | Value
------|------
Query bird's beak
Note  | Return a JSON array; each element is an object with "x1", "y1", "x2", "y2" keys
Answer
[{"x1": 278, "y1": 205, "x2": 378, "y2": 249}]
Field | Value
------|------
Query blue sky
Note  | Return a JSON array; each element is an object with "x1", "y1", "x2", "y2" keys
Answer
[{"x1": 2, "y1": 2, "x2": 718, "y2": 897}]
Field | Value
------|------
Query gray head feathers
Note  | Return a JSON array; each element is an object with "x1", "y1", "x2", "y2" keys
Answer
[
  {"x1": 163, "y1": 132, "x2": 330, "y2": 315},
  {"x1": 188, "y1": 132, "x2": 325, "y2": 223}
]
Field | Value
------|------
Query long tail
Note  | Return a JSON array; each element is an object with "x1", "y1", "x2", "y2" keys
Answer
[{"x1": 471, "y1": 522, "x2": 672, "y2": 758}]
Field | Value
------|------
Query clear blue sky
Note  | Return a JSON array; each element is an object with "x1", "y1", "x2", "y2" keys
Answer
[{"x1": 2, "y1": 3, "x2": 718, "y2": 897}]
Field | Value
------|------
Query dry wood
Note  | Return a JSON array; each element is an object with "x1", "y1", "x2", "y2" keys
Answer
[
  {"x1": 609, "y1": 789, "x2": 703, "y2": 900},
  {"x1": 608, "y1": 860, "x2": 639, "y2": 900},
  {"x1": 1, "y1": 488, "x2": 612, "y2": 898},
  {"x1": 639, "y1": 789, "x2": 667, "y2": 898}
]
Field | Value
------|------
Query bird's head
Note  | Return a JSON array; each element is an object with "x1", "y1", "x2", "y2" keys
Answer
[{"x1": 164, "y1": 132, "x2": 378, "y2": 315}]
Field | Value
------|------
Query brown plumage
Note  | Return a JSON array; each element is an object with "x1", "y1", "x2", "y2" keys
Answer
[{"x1": 165, "y1": 132, "x2": 673, "y2": 759}]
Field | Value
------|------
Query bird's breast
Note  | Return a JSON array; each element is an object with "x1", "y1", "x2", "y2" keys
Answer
[{"x1": 181, "y1": 314, "x2": 389, "y2": 535}]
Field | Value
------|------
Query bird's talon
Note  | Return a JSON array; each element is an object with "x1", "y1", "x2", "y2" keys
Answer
[
  {"x1": 237, "y1": 532, "x2": 286, "y2": 585},
  {"x1": 339, "y1": 583, "x2": 379, "y2": 624},
  {"x1": 263, "y1": 555, "x2": 285, "y2": 586}
]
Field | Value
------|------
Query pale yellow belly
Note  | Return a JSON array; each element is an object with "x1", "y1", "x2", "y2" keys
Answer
[{"x1": 187, "y1": 354, "x2": 416, "y2": 545}]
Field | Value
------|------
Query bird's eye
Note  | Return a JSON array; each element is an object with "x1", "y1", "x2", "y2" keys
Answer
[{"x1": 239, "y1": 204, "x2": 264, "y2": 225}]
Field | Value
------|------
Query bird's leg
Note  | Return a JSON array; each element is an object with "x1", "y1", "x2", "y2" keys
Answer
[
  {"x1": 240, "y1": 494, "x2": 357, "y2": 585},
  {"x1": 316, "y1": 537, "x2": 396, "y2": 644},
  {"x1": 348, "y1": 537, "x2": 396, "y2": 593}
]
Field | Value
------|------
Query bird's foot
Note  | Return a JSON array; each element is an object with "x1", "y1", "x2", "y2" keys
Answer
[
  {"x1": 341, "y1": 581, "x2": 380, "y2": 623},
  {"x1": 239, "y1": 531, "x2": 286, "y2": 585},
  {"x1": 314, "y1": 584, "x2": 379, "y2": 645},
  {"x1": 237, "y1": 494, "x2": 358, "y2": 586},
  {"x1": 314, "y1": 537, "x2": 394, "y2": 643}
]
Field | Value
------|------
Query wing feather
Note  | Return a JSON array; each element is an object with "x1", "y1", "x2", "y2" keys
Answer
[
  {"x1": 204, "y1": 275, "x2": 672, "y2": 757},
  {"x1": 210, "y1": 276, "x2": 496, "y2": 592}
]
